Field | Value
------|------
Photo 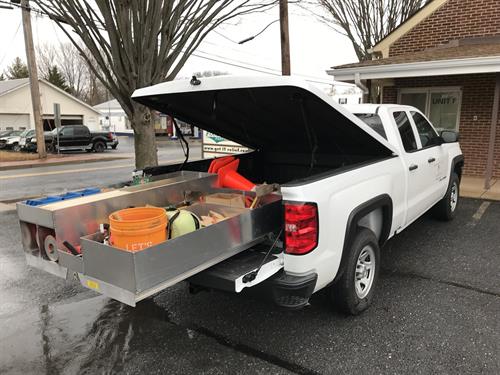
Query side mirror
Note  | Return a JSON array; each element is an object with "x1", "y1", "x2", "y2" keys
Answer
[{"x1": 440, "y1": 130, "x2": 459, "y2": 143}]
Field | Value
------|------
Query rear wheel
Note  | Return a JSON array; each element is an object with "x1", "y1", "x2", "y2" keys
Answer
[
  {"x1": 12, "y1": 143, "x2": 20, "y2": 152},
  {"x1": 433, "y1": 172, "x2": 459, "y2": 221},
  {"x1": 330, "y1": 228, "x2": 380, "y2": 315},
  {"x1": 93, "y1": 141, "x2": 105, "y2": 153}
]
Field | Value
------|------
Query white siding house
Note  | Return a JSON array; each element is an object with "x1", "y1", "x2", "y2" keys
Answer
[
  {"x1": 93, "y1": 98, "x2": 133, "y2": 135},
  {"x1": 0, "y1": 78, "x2": 100, "y2": 131}
]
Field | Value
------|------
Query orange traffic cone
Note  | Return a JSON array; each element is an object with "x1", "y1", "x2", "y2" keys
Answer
[
  {"x1": 219, "y1": 168, "x2": 255, "y2": 191},
  {"x1": 208, "y1": 156, "x2": 235, "y2": 174},
  {"x1": 216, "y1": 159, "x2": 240, "y2": 187}
]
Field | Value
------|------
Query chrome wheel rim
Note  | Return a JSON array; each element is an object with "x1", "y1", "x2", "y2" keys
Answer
[
  {"x1": 355, "y1": 245, "x2": 375, "y2": 299},
  {"x1": 450, "y1": 182, "x2": 458, "y2": 212}
]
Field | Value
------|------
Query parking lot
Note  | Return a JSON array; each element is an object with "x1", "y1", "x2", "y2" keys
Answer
[{"x1": 0, "y1": 198, "x2": 499, "y2": 374}]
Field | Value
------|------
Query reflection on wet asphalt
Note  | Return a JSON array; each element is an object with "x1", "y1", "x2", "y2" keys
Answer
[
  {"x1": 0, "y1": 294, "x2": 290, "y2": 375},
  {"x1": 0, "y1": 209, "x2": 288, "y2": 375},
  {"x1": 1, "y1": 200, "x2": 499, "y2": 374}
]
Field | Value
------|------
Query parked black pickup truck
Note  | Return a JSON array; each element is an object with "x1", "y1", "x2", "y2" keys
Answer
[{"x1": 24, "y1": 124, "x2": 118, "y2": 153}]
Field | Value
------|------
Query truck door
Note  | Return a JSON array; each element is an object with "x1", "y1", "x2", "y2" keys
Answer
[
  {"x1": 58, "y1": 126, "x2": 74, "y2": 148},
  {"x1": 74, "y1": 126, "x2": 91, "y2": 147},
  {"x1": 409, "y1": 111, "x2": 449, "y2": 203},
  {"x1": 391, "y1": 110, "x2": 436, "y2": 225}
]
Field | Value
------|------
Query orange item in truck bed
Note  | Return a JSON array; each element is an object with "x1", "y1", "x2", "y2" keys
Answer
[
  {"x1": 208, "y1": 156, "x2": 235, "y2": 173},
  {"x1": 216, "y1": 158, "x2": 240, "y2": 187},
  {"x1": 218, "y1": 168, "x2": 255, "y2": 191},
  {"x1": 109, "y1": 207, "x2": 167, "y2": 252}
]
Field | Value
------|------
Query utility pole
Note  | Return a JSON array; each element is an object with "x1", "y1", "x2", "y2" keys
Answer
[
  {"x1": 279, "y1": 0, "x2": 291, "y2": 75},
  {"x1": 20, "y1": 0, "x2": 46, "y2": 158}
]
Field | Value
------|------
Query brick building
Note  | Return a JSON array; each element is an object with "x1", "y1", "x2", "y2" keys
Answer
[{"x1": 328, "y1": 0, "x2": 500, "y2": 188}]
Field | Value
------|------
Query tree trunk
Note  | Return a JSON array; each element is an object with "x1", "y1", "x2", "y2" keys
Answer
[{"x1": 131, "y1": 104, "x2": 158, "y2": 170}]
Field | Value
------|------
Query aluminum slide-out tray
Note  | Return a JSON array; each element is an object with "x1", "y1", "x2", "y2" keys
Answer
[{"x1": 17, "y1": 170, "x2": 283, "y2": 306}]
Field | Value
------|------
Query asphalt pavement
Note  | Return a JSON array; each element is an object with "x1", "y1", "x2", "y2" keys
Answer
[
  {"x1": 0, "y1": 137, "x2": 202, "y2": 202},
  {"x1": 0, "y1": 198, "x2": 498, "y2": 374}
]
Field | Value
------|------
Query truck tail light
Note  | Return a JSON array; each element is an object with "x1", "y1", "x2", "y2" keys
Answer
[
  {"x1": 284, "y1": 202, "x2": 318, "y2": 255},
  {"x1": 108, "y1": 132, "x2": 114, "y2": 140}
]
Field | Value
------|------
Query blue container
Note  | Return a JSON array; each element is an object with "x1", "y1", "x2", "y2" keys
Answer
[
  {"x1": 59, "y1": 192, "x2": 82, "y2": 200},
  {"x1": 78, "y1": 188, "x2": 101, "y2": 196},
  {"x1": 25, "y1": 196, "x2": 64, "y2": 206},
  {"x1": 24, "y1": 188, "x2": 101, "y2": 206}
]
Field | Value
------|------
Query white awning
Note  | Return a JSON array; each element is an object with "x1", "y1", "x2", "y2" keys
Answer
[{"x1": 327, "y1": 56, "x2": 500, "y2": 82}]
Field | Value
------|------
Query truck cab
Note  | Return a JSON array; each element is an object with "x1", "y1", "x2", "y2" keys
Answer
[
  {"x1": 26, "y1": 124, "x2": 118, "y2": 153},
  {"x1": 347, "y1": 104, "x2": 461, "y2": 226}
]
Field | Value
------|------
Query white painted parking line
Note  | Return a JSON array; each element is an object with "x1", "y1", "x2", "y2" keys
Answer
[{"x1": 472, "y1": 201, "x2": 490, "y2": 221}]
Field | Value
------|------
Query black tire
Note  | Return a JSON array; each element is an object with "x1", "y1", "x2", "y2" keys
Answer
[
  {"x1": 12, "y1": 143, "x2": 20, "y2": 152},
  {"x1": 111, "y1": 145, "x2": 117, "y2": 150},
  {"x1": 433, "y1": 172, "x2": 459, "y2": 221},
  {"x1": 93, "y1": 141, "x2": 105, "y2": 153},
  {"x1": 330, "y1": 228, "x2": 380, "y2": 315}
]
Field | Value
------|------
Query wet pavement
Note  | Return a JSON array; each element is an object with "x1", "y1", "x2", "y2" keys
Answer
[
  {"x1": 1, "y1": 198, "x2": 499, "y2": 374},
  {"x1": 0, "y1": 139, "x2": 202, "y2": 202}
]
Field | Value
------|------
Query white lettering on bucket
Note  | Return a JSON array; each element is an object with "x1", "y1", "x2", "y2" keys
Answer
[{"x1": 126, "y1": 241, "x2": 154, "y2": 251}]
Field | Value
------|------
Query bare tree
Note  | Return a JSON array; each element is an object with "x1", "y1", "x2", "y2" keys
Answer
[
  {"x1": 58, "y1": 43, "x2": 88, "y2": 99},
  {"x1": 36, "y1": 43, "x2": 58, "y2": 79},
  {"x1": 37, "y1": 42, "x2": 108, "y2": 104},
  {"x1": 34, "y1": 0, "x2": 277, "y2": 169},
  {"x1": 306, "y1": 0, "x2": 427, "y2": 61}
]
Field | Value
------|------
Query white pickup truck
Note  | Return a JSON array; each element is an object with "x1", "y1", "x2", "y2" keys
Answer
[{"x1": 17, "y1": 76, "x2": 463, "y2": 315}]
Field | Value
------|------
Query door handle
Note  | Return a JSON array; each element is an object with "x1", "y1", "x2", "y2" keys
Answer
[
  {"x1": 409, "y1": 164, "x2": 418, "y2": 171},
  {"x1": 428, "y1": 157, "x2": 436, "y2": 163}
]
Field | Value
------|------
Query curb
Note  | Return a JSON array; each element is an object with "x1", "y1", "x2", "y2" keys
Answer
[
  {"x1": 0, "y1": 202, "x2": 17, "y2": 212},
  {"x1": 0, "y1": 155, "x2": 131, "y2": 171}
]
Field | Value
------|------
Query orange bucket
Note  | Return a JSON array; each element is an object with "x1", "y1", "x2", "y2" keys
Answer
[{"x1": 109, "y1": 207, "x2": 167, "y2": 252}]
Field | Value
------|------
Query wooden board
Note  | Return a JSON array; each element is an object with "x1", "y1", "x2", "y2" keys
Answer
[{"x1": 42, "y1": 190, "x2": 131, "y2": 211}]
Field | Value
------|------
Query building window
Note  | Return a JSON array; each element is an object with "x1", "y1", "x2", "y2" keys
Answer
[
  {"x1": 398, "y1": 87, "x2": 461, "y2": 131},
  {"x1": 338, "y1": 97, "x2": 347, "y2": 104}
]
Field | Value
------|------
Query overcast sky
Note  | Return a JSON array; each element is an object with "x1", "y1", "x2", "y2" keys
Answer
[{"x1": 0, "y1": 3, "x2": 358, "y2": 91}]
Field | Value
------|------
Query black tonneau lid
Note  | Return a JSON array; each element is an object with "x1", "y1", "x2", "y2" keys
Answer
[{"x1": 132, "y1": 76, "x2": 396, "y2": 157}]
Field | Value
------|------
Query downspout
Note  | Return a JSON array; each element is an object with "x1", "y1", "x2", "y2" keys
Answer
[
  {"x1": 355, "y1": 73, "x2": 369, "y2": 103},
  {"x1": 484, "y1": 73, "x2": 500, "y2": 190}
]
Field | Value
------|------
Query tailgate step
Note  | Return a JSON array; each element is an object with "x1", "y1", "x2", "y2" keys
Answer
[{"x1": 188, "y1": 246, "x2": 283, "y2": 293}]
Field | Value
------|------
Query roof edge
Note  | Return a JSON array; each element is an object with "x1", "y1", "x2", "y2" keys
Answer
[
  {"x1": 372, "y1": 0, "x2": 449, "y2": 58},
  {"x1": 0, "y1": 79, "x2": 30, "y2": 98},
  {"x1": 40, "y1": 80, "x2": 101, "y2": 115},
  {"x1": 328, "y1": 55, "x2": 500, "y2": 81},
  {"x1": 0, "y1": 79, "x2": 100, "y2": 115}
]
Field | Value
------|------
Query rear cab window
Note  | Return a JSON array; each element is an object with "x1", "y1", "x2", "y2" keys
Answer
[
  {"x1": 354, "y1": 113, "x2": 387, "y2": 139},
  {"x1": 74, "y1": 126, "x2": 90, "y2": 137},
  {"x1": 393, "y1": 111, "x2": 418, "y2": 152}
]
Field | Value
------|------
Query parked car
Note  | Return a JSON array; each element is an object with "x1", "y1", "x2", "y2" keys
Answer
[
  {"x1": 16, "y1": 77, "x2": 463, "y2": 315},
  {"x1": 0, "y1": 129, "x2": 24, "y2": 150},
  {"x1": 24, "y1": 124, "x2": 118, "y2": 153}
]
